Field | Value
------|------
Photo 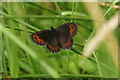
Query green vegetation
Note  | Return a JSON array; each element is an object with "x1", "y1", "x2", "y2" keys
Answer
[{"x1": 0, "y1": 2, "x2": 119, "y2": 79}]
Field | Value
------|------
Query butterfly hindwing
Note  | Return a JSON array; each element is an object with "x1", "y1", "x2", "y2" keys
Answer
[
  {"x1": 46, "y1": 33, "x2": 60, "y2": 53},
  {"x1": 58, "y1": 33, "x2": 73, "y2": 50},
  {"x1": 30, "y1": 30, "x2": 51, "y2": 46},
  {"x1": 55, "y1": 23, "x2": 77, "y2": 37}
]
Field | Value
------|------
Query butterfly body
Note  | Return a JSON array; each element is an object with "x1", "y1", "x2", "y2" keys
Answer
[{"x1": 31, "y1": 23, "x2": 77, "y2": 53}]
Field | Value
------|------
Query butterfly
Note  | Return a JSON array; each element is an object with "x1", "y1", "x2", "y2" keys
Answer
[{"x1": 30, "y1": 23, "x2": 77, "y2": 53}]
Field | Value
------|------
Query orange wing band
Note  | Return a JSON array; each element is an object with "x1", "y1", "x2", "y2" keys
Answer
[
  {"x1": 33, "y1": 35, "x2": 45, "y2": 44},
  {"x1": 69, "y1": 25, "x2": 75, "y2": 35}
]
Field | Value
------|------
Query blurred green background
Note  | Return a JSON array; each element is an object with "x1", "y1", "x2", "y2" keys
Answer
[{"x1": 0, "y1": 2, "x2": 119, "y2": 79}]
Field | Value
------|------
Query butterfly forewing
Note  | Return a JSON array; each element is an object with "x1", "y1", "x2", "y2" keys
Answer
[
  {"x1": 55, "y1": 23, "x2": 77, "y2": 37},
  {"x1": 30, "y1": 30, "x2": 51, "y2": 46}
]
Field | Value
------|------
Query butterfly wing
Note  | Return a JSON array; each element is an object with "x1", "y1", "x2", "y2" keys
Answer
[
  {"x1": 46, "y1": 33, "x2": 60, "y2": 53},
  {"x1": 55, "y1": 23, "x2": 77, "y2": 37},
  {"x1": 58, "y1": 33, "x2": 73, "y2": 50},
  {"x1": 30, "y1": 30, "x2": 51, "y2": 46},
  {"x1": 55, "y1": 23, "x2": 76, "y2": 49}
]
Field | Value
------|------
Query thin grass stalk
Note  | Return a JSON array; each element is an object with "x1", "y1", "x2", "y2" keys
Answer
[{"x1": 0, "y1": 24, "x2": 60, "y2": 78}]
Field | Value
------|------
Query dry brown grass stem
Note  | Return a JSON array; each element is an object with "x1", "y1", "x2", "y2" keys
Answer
[
  {"x1": 82, "y1": 1, "x2": 118, "y2": 69},
  {"x1": 82, "y1": 0, "x2": 120, "y2": 69},
  {"x1": 98, "y1": 2, "x2": 119, "y2": 9},
  {"x1": 82, "y1": 12, "x2": 118, "y2": 57}
]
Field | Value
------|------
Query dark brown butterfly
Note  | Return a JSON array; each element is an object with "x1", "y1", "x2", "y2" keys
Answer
[{"x1": 30, "y1": 23, "x2": 77, "y2": 53}]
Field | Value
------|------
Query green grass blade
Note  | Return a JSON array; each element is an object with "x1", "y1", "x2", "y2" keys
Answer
[
  {"x1": 104, "y1": 0, "x2": 119, "y2": 17},
  {"x1": 27, "y1": 2, "x2": 58, "y2": 15},
  {"x1": 0, "y1": 24, "x2": 60, "y2": 78}
]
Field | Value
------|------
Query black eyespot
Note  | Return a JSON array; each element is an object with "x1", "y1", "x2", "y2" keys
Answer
[
  {"x1": 35, "y1": 37, "x2": 38, "y2": 40},
  {"x1": 71, "y1": 26, "x2": 73, "y2": 29}
]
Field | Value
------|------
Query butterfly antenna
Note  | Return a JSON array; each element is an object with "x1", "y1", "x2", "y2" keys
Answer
[{"x1": 51, "y1": 27, "x2": 55, "y2": 30}]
